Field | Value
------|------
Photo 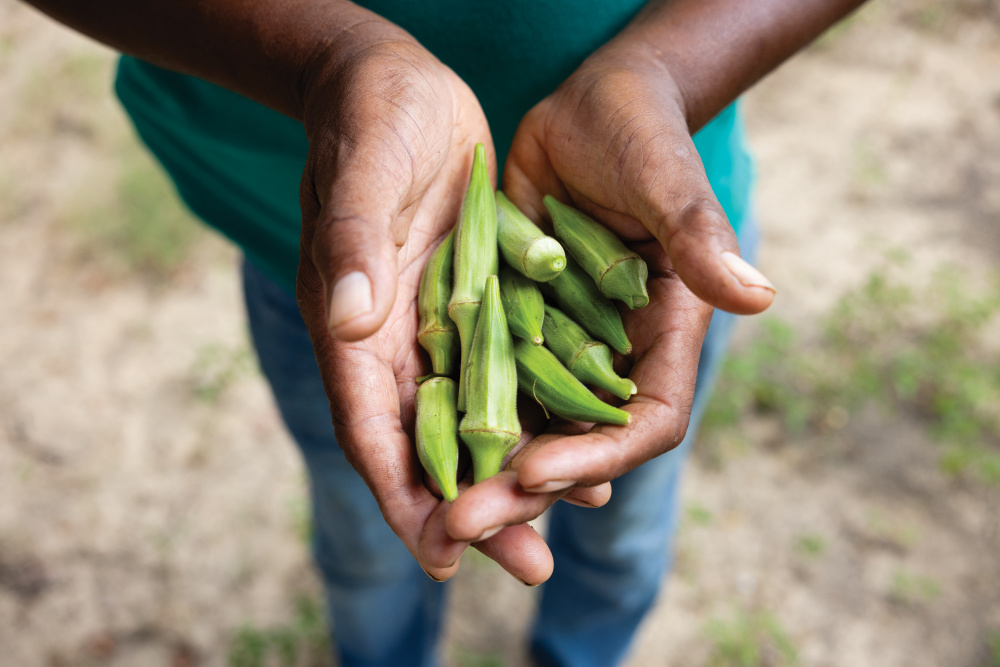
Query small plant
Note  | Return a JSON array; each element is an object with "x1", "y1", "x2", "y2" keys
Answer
[
  {"x1": 864, "y1": 511, "x2": 920, "y2": 551},
  {"x1": 286, "y1": 486, "x2": 313, "y2": 547},
  {"x1": 685, "y1": 504, "x2": 714, "y2": 527},
  {"x1": 701, "y1": 256, "x2": 1000, "y2": 485},
  {"x1": 452, "y1": 646, "x2": 506, "y2": 667},
  {"x1": 851, "y1": 140, "x2": 889, "y2": 188},
  {"x1": 793, "y1": 533, "x2": 826, "y2": 558},
  {"x1": 228, "y1": 626, "x2": 268, "y2": 667},
  {"x1": 69, "y1": 142, "x2": 207, "y2": 282},
  {"x1": 227, "y1": 593, "x2": 330, "y2": 667},
  {"x1": 887, "y1": 570, "x2": 942, "y2": 605},
  {"x1": 189, "y1": 341, "x2": 256, "y2": 402},
  {"x1": 987, "y1": 629, "x2": 1000, "y2": 666},
  {"x1": 705, "y1": 608, "x2": 799, "y2": 667}
]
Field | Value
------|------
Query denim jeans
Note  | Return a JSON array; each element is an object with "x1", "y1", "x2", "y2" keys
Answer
[{"x1": 242, "y1": 221, "x2": 758, "y2": 667}]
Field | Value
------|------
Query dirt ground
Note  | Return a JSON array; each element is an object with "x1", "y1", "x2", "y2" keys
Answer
[{"x1": 1, "y1": 2, "x2": 999, "y2": 666}]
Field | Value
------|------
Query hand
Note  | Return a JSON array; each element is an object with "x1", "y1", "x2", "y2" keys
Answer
[
  {"x1": 447, "y1": 41, "x2": 777, "y2": 539},
  {"x1": 293, "y1": 24, "x2": 555, "y2": 583}
]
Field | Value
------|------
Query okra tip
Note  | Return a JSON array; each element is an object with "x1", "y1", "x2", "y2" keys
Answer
[
  {"x1": 524, "y1": 237, "x2": 567, "y2": 282},
  {"x1": 602, "y1": 259, "x2": 650, "y2": 309},
  {"x1": 616, "y1": 378, "x2": 638, "y2": 399}
]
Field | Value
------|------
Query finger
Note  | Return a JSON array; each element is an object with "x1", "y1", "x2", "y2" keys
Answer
[
  {"x1": 600, "y1": 108, "x2": 774, "y2": 316},
  {"x1": 562, "y1": 484, "x2": 612, "y2": 507},
  {"x1": 473, "y1": 523, "x2": 554, "y2": 586},
  {"x1": 509, "y1": 432, "x2": 613, "y2": 506},
  {"x1": 509, "y1": 85, "x2": 774, "y2": 316},
  {"x1": 445, "y1": 464, "x2": 611, "y2": 544},
  {"x1": 417, "y1": 499, "x2": 468, "y2": 580},
  {"x1": 312, "y1": 344, "x2": 448, "y2": 569},
  {"x1": 301, "y1": 136, "x2": 415, "y2": 342},
  {"x1": 299, "y1": 342, "x2": 556, "y2": 582},
  {"x1": 446, "y1": 471, "x2": 554, "y2": 542}
]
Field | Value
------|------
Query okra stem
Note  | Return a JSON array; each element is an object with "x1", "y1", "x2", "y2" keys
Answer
[{"x1": 459, "y1": 275, "x2": 520, "y2": 483}]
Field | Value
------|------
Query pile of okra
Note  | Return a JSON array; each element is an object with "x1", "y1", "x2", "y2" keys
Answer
[{"x1": 415, "y1": 143, "x2": 649, "y2": 500}]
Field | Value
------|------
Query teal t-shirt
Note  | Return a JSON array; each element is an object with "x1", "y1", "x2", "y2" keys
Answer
[{"x1": 115, "y1": 0, "x2": 754, "y2": 294}]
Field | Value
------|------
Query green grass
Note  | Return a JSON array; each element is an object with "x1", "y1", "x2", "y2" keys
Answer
[
  {"x1": 987, "y1": 629, "x2": 1000, "y2": 666},
  {"x1": 685, "y1": 504, "x2": 714, "y2": 527},
  {"x1": 189, "y1": 341, "x2": 256, "y2": 403},
  {"x1": 701, "y1": 255, "x2": 1000, "y2": 485},
  {"x1": 286, "y1": 485, "x2": 313, "y2": 548},
  {"x1": 452, "y1": 647, "x2": 506, "y2": 667},
  {"x1": 19, "y1": 52, "x2": 110, "y2": 119},
  {"x1": 852, "y1": 141, "x2": 889, "y2": 189},
  {"x1": 793, "y1": 533, "x2": 827, "y2": 558},
  {"x1": 227, "y1": 594, "x2": 331, "y2": 667},
  {"x1": 864, "y1": 511, "x2": 920, "y2": 551},
  {"x1": 14, "y1": 50, "x2": 208, "y2": 281},
  {"x1": 705, "y1": 608, "x2": 799, "y2": 667},
  {"x1": 888, "y1": 569, "x2": 942, "y2": 605},
  {"x1": 71, "y1": 144, "x2": 206, "y2": 281}
]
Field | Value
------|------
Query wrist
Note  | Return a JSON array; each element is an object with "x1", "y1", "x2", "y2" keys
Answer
[
  {"x1": 298, "y1": 19, "x2": 436, "y2": 139},
  {"x1": 564, "y1": 39, "x2": 690, "y2": 131},
  {"x1": 298, "y1": 15, "x2": 411, "y2": 128},
  {"x1": 583, "y1": 0, "x2": 868, "y2": 133}
]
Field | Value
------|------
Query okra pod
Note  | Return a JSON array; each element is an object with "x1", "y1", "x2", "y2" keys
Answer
[
  {"x1": 499, "y1": 265, "x2": 545, "y2": 345},
  {"x1": 496, "y1": 191, "x2": 566, "y2": 282},
  {"x1": 544, "y1": 195, "x2": 649, "y2": 309},
  {"x1": 541, "y1": 256, "x2": 633, "y2": 355},
  {"x1": 459, "y1": 275, "x2": 521, "y2": 483},
  {"x1": 448, "y1": 143, "x2": 499, "y2": 411},
  {"x1": 541, "y1": 305, "x2": 637, "y2": 400},
  {"x1": 514, "y1": 339, "x2": 631, "y2": 426},
  {"x1": 415, "y1": 377, "x2": 460, "y2": 502},
  {"x1": 417, "y1": 229, "x2": 459, "y2": 376}
]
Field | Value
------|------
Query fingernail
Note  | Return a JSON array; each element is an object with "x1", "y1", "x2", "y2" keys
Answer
[
  {"x1": 422, "y1": 568, "x2": 446, "y2": 583},
  {"x1": 517, "y1": 577, "x2": 541, "y2": 588},
  {"x1": 720, "y1": 252, "x2": 775, "y2": 292},
  {"x1": 561, "y1": 496, "x2": 596, "y2": 508},
  {"x1": 328, "y1": 271, "x2": 373, "y2": 329},
  {"x1": 523, "y1": 479, "x2": 575, "y2": 494},
  {"x1": 474, "y1": 525, "x2": 503, "y2": 542}
]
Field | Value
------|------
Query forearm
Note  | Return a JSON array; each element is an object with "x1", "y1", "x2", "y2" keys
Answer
[
  {"x1": 21, "y1": 0, "x2": 409, "y2": 120},
  {"x1": 603, "y1": 0, "x2": 867, "y2": 132}
]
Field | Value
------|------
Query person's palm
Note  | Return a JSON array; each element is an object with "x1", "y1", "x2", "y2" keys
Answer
[
  {"x1": 294, "y1": 36, "x2": 555, "y2": 583},
  {"x1": 446, "y1": 48, "x2": 776, "y2": 541}
]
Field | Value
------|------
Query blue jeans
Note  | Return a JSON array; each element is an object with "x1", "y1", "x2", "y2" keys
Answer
[{"x1": 242, "y1": 222, "x2": 758, "y2": 667}]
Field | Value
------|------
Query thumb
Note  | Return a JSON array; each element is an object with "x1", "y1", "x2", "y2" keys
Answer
[
  {"x1": 625, "y1": 131, "x2": 775, "y2": 316},
  {"x1": 299, "y1": 142, "x2": 412, "y2": 341}
]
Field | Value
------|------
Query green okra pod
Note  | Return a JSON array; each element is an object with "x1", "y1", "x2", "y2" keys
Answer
[
  {"x1": 544, "y1": 195, "x2": 649, "y2": 309},
  {"x1": 448, "y1": 143, "x2": 499, "y2": 411},
  {"x1": 459, "y1": 275, "x2": 521, "y2": 483},
  {"x1": 414, "y1": 376, "x2": 460, "y2": 502},
  {"x1": 541, "y1": 256, "x2": 633, "y2": 355},
  {"x1": 541, "y1": 305, "x2": 637, "y2": 401},
  {"x1": 417, "y1": 229, "x2": 459, "y2": 376},
  {"x1": 514, "y1": 338, "x2": 631, "y2": 426},
  {"x1": 499, "y1": 265, "x2": 545, "y2": 346},
  {"x1": 496, "y1": 191, "x2": 566, "y2": 282}
]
